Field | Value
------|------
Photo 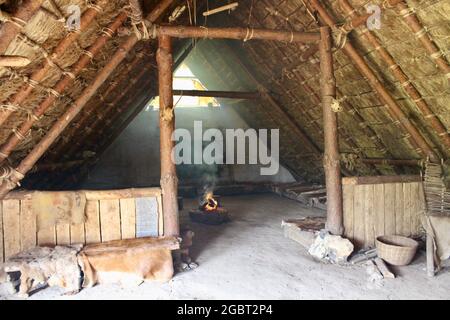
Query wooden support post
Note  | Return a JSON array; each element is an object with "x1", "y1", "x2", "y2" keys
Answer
[
  {"x1": 320, "y1": 27, "x2": 343, "y2": 236},
  {"x1": 339, "y1": 0, "x2": 450, "y2": 155},
  {"x1": 157, "y1": 35, "x2": 179, "y2": 237},
  {"x1": 0, "y1": 0, "x2": 175, "y2": 199},
  {"x1": 310, "y1": 0, "x2": 439, "y2": 163}
]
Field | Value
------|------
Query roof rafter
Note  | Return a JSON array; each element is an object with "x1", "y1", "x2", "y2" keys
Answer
[{"x1": 309, "y1": 0, "x2": 440, "y2": 162}]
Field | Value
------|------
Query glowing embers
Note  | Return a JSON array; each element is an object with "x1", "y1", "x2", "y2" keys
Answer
[{"x1": 189, "y1": 192, "x2": 230, "y2": 225}]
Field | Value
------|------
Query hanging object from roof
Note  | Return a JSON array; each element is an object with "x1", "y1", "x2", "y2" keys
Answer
[{"x1": 203, "y1": 2, "x2": 238, "y2": 17}]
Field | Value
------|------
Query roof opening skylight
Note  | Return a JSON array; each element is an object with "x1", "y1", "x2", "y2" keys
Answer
[{"x1": 148, "y1": 63, "x2": 220, "y2": 110}]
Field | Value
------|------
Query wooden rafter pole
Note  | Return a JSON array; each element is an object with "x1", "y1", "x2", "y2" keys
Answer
[
  {"x1": 34, "y1": 75, "x2": 152, "y2": 189},
  {"x1": 0, "y1": 36, "x2": 137, "y2": 199},
  {"x1": 238, "y1": 12, "x2": 384, "y2": 175},
  {"x1": 65, "y1": 66, "x2": 152, "y2": 157},
  {"x1": 0, "y1": 0, "x2": 175, "y2": 199},
  {"x1": 157, "y1": 34, "x2": 179, "y2": 237},
  {"x1": 154, "y1": 25, "x2": 321, "y2": 43},
  {"x1": 309, "y1": 0, "x2": 439, "y2": 163},
  {"x1": 222, "y1": 43, "x2": 321, "y2": 155},
  {"x1": 0, "y1": 0, "x2": 45, "y2": 55},
  {"x1": 338, "y1": 0, "x2": 404, "y2": 33},
  {"x1": 320, "y1": 26, "x2": 343, "y2": 236},
  {"x1": 47, "y1": 54, "x2": 146, "y2": 160},
  {"x1": 0, "y1": 11, "x2": 128, "y2": 164},
  {"x1": 339, "y1": 0, "x2": 450, "y2": 155},
  {"x1": 361, "y1": 158, "x2": 423, "y2": 167},
  {"x1": 172, "y1": 90, "x2": 260, "y2": 99},
  {"x1": 31, "y1": 159, "x2": 88, "y2": 173},
  {"x1": 0, "y1": 1, "x2": 104, "y2": 126},
  {"x1": 49, "y1": 42, "x2": 192, "y2": 166},
  {"x1": 395, "y1": 2, "x2": 450, "y2": 80}
]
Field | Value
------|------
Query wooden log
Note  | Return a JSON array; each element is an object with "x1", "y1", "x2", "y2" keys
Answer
[
  {"x1": 2, "y1": 188, "x2": 162, "y2": 201},
  {"x1": 361, "y1": 158, "x2": 423, "y2": 167},
  {"x1": 374, "y1": 257, "x2": 395, "y2": 278},
  {"x1": 155, "y1": 25, "x2": 321, "y2": 43},
  {"x1": 0, "y1": 0, "x2": 45, "y2": 55},
  {"x1": 396, "y1": 2, "x2": 450, "y2": 82},
  {"x1": 309, "y1": 0, "x2": 439, "y2": 162},
  {"x1": 0, "y1": 56, "x2": 31, "y2": 67},
  {"x1": 0, "y1": 11, "x2": 128, "y2": 164},
  {"x1": 339, "y1": 0, "x2": 405, "y2": 32},
  {"x1": 342, "y1": 175, "x2": 422, "y2": 185},
  {"x1": 172, "y1": 90, "x2": 260, "y2": 99},
  {"x1": 320, "y1": 26, "x2": 343, "y2": 236},
  {"x1": 0, "y1": 0, "x2": 176, "y2": 199},
  {"x1": 339, "y1": 0, "x2": 450, "y2": 154},
  {"x1": 203, "y1": 2, "x2": 238, "y2": 16},
  {"x1": 0, "y1": 4, "x2": 102, "y2": 126},
  {"x1": 48, "y1": 54, "x2": 145, "y2": 161},
  {"x1": 224, "y1": 43, "x2": 321, "y2": 155},
  {"x1": 157, "y1": 34, "x2": 179, "y2": 237},
  {"x1": 66, "y1": 66, "x2": 151, "y2": 157}
]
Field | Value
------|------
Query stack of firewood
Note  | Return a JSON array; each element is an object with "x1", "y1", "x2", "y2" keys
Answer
[{"x1": 423, "y1": 162, "x2": 450, "y2": 216}]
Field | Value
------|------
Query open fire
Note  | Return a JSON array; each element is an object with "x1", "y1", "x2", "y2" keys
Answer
[
  {"x1": 201, "y1": 192, "x2": 219, "y2": 212},
  {"x1": 189, "y1": 191, "x2": 230, "y2": 225}
]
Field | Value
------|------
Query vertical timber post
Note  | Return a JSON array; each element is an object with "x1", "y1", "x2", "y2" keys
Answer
[
  {"x1": 157, "y1": 34, "x2": 179, "y2": 237},
  {"x1": 319, "y1": 26, "x2": 344, "y2": 236}
]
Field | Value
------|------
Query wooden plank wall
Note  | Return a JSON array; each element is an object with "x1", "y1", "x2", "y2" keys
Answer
[
  {"x1": 0, "y1": 188, "x2": 163, "y2": 262},
  {"x1": 343, "y1": 180, "x2": 425, "y2": 249}
]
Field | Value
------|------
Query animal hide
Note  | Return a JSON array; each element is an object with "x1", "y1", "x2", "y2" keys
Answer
[
  {"x1": 426, "y1": 216, "x2": 450, "y2": 267},
  {"x1": 2, "y1": 245, "x2": 83, "y2": 297},
  {"x1": 32, "y1": 191, "x2": 86, "y2": 230},
  {"x1": 78, "y1": 237, "x2": 179, "y2": 288}
]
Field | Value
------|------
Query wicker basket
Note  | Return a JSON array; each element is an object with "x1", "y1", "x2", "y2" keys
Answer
[{"x1": 376, "y1": 235, "x2": 419, "y2": 266}]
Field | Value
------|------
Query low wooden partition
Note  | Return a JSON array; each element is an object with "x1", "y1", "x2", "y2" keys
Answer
[
  {"x1": 0, "y1": 188, "x2": 163, "y2": 262},
  {"x1": 342, "y1": 175, "x2": 425, "y2": 249}
]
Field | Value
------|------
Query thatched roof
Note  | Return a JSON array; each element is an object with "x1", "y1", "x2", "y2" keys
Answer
[{"x1": 0, "y1": 0, "x2": 448, "y2": 189}]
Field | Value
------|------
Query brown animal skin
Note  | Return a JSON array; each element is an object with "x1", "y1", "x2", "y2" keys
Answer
[{"x1": 78, "y1": 238, "x2": 178, "y2": 288}]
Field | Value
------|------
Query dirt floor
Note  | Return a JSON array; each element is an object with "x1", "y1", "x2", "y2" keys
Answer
[{"x1": 1, "y1": 194, "x2": 449, "y2": 300}]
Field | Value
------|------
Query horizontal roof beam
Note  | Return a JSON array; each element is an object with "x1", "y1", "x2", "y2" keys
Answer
[
  {"x1": 152, "y1": 25, "x2": 321, "y2": 43},
  {"x1": 172, "y1": 90, "x2": 260, "y2": 99}
]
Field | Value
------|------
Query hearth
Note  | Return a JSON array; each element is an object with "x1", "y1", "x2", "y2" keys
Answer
[{"x1": 189, "y1": 193, "x2": 230, "y2": 225}]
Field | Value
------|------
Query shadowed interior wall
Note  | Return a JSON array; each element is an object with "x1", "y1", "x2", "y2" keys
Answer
[{"x1": 81, "y1": 105, "x2": 296, "y2": 189}]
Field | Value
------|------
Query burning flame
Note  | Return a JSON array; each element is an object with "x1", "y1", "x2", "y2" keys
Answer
[{"x1": 202, "y1": 191, "x2": 218, "y2": 212}]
